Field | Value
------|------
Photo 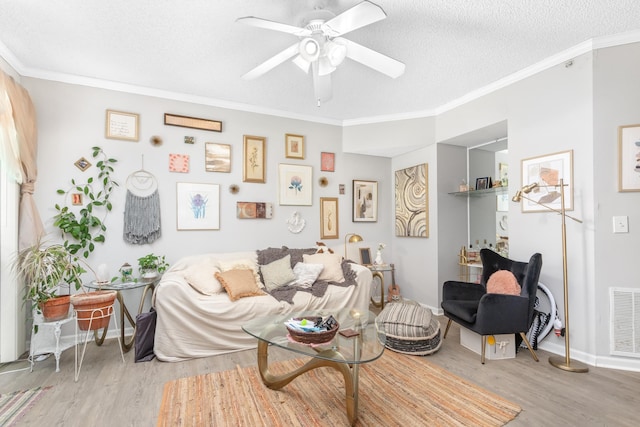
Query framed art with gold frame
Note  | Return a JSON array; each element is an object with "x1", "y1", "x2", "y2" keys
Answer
[
  {"x1": 164, "y1": 113, "x2": 222, "y2": 132},
  {"x1": 243, "y1": 135, "x2": 266, "y2": 183},
  {"x1": 320, "y1": 197, "x2": 339, "y2": 239},
  {"x1": 205, "y1": 142, "x2": 231, "y2": 173},
  {"x1": 520, "y1": 150, "x2": 573, "y2": 212},
  {"x1": 285, "y1": 133, "x2": 305, "y2": 159},
  {"x1": 618, "y1": 124, "x2": 640, "y2": 192},
  {"x1": 106, "y1": 109, "x2": 139, "y2": 141}
]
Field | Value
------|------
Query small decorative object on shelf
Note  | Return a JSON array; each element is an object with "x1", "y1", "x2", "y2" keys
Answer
[
  {"x1": 119, "y1": 263, "x2": 133, "y2": 282},
  {"x1": 375, "y1": 243, "x2": 386, "y2": 265}
]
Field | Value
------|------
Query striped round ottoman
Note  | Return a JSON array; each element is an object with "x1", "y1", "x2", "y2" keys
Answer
[{"x1": 376, "y1": 300, "x2": 442, "y2": 356}]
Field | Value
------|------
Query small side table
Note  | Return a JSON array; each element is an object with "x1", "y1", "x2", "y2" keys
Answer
[
  {"x1": 367, "y1": 264, "x2": 394, "y2": 310},
  {"x1": 29, "y1": 312, "x2": 76, "y2": 373},
  {"x1": 84, "y1": 278, "x2": 158, "y2": 352}
]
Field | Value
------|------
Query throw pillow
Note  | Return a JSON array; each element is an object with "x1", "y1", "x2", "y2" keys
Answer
[
  {"x1": 486, "y1": 270, "x2": 521, "y2": 295},
  {"x1": 291, "y1": 262, "x2": 324, "y2": 288},
  {"x1": 215, "y1": 269, "x2": 266, "y2": 301},
  {"x1": 182, "y1": 262, "x2": 223, "y2": 295},
  {"x1": 302, "y1": 253, "x2": 345, "y2": 283},
  {"x1": 218, "y1": 258, "x2": 263, "y2": 288},
  {"x1": 260, "y1": 254, "x2": 296, "y2": 291}
]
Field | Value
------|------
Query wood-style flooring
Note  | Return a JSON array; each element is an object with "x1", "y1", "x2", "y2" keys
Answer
[{"x1": 1, "y1": 315, "x2": 638, "y2": 426}]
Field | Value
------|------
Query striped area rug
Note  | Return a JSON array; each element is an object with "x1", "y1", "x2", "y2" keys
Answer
[
  {"x1": 0, "y1": 386, "x2": 51, "y2": 426},
  {"x1": 158, "y1": 350, "x2": 520, "y2": 426}
]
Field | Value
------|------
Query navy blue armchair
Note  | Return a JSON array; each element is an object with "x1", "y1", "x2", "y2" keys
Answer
[{"x1": 441, "y1": 249, "x2": 543, "y2": 363}]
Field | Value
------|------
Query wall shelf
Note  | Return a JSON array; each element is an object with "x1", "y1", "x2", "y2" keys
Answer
[{"x1": 448, "y1": 186, "x2": 508, "y2": 197}]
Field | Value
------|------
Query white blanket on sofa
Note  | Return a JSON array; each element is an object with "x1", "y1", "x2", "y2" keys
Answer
[{"x1": 152, "y1": 251, "x2": 372, "y2": 362}]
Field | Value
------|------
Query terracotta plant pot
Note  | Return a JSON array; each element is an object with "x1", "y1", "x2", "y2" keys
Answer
[
  {"x1": 40, "y1": 295, "x2": 71, "y2": 322},
  {"x1": 71, "y1": 290, "x2": 117, "y2": 331}
]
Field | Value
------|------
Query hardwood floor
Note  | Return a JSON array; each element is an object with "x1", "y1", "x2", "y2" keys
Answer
[{"x1": 1, "y1": 316, "x2": 638, "y2": 426}]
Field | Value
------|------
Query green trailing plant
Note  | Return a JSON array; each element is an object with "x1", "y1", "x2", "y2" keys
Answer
[
  {"x1": 137, "y1": 253, "x2": 169, "y2": 275},
  {"x1": 53, "y1": 146, "x2": 118, "y2": 259}
]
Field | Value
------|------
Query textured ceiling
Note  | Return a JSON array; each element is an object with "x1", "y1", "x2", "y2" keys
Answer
[{"x1": 1, "y1": 0, "x2": 640, "y2": 123}]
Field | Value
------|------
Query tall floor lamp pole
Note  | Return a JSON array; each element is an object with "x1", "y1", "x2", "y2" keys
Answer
[{"x1": 512, "y1": 178, "x2": 588, "y2": 373}]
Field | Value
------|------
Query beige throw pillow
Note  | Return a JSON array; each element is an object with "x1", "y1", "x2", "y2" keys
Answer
[
  {"x1": 218, "y1": 258, "x2": 263, "y2": 288},
  {"x1": 260, "y1": 254, "x2": 296, "y2": 291},
  {"x1": 302, "y1": 253, "x2": 345, "y2": 283},
  {"x1": 182, "y1": 262, "x2": 222, "y2": 295},
  {"x1": 215, "y1": 269, "x2": 266, "y2": 301}
]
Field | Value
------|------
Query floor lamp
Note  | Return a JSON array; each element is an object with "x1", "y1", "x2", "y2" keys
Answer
[{"x1": 512, "y1": 178, "x2": 588, "y2": 373}]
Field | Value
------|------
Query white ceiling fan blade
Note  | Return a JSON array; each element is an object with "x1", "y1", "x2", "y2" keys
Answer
[
  {"x1": 341, "y1": 38, "x2": 405, "y2": 78},
  {"x1": 322, "y1": 1, "x2": 386, "y2": 37},
  {"x1": 312, "y1": 62, "x2": 332, "y2": 105},
  {"x1": 236, "y1": 16, "x2": 311, "y2": 37},
  {"x1": 242, "y1": 43, "x2": 300, "y2": 80},
  {"x1": 292, "y1": 55, "x2": 311, "y2": 73}
]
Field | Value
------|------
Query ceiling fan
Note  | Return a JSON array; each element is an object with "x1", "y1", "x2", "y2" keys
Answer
[{"x1": 237, "y1": 1, "x2": 405, "y2": 105}]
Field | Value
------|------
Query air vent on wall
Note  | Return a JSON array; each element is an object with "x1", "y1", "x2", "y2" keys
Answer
[{"x1": 610, "y1": 288, "x2": 640, "y2": 357}]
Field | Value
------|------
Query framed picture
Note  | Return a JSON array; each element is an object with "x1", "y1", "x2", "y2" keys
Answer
[
  {"x1": 499, "y1": 162, "x2": 508, "y2": 185},
  {"x1": 205, "y1": 142, "x2": 231, "y2": 173},
  {"x1": 164, "y1": 113, "x2": 222, "y2": 132},
  {"x1": 236, "y1": 202, "x2": 273, "y2": 219},
  {"x1": 71, "y1": 193, "x2": 83, "y2": 206},
  {"x1": 74, "y1": 157, "x2": 91, "y2": 172},
  {"x1": 169, "y1": 154, "x2": 190, "y2": 173},
  {"x1": 105, "y1": 110, "x2": 139, "y2": 141},
  {"x1": 352, "y1": 180, "x2": 378, "y2": 222},
  {"x1": 475, "y1": 177, "x2": 490, "y2": 190},
  {"x1": 176, "y1": 183, "x2": 220, "y2": 230},
  {"x1": 520, "y1": 150, "x2": 573, "y2": 212},
  {"x1": 320, "y1": 197, "x2": 339, "y2": 239},
  {"x1": 618, "y1": 124, "x2": 640, "y2": 192},
  {"x1": 497, "y1": 193, "x2": 509, "y2": 212},
  {"x1": 395, "y1": 163, "x2": 429, "y2": 238},
  {"x1": 243, "y1": 135, "x2": 266, "y2": 183},
  {"x1": 321, "y1": 152, "x2": 335, "y2": 172},
  {"x1": 278, "y1": 164, "x2": 312, "y2": 205},
  {"x1": 359, "y1": 247, "x2": 372, "y2": 265},
  {"x1": 285, "y1": 134, "x2": 304, "y2": 159}
]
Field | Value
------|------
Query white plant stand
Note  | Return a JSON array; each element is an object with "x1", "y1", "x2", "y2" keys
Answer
[{"x1": 29, "y1": 311, "x2": 76, "y2": 373}]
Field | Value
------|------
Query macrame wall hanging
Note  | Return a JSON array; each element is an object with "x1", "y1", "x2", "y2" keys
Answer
[{"x1": 123, "y1": 156, "x2": 161, "y2": 244}]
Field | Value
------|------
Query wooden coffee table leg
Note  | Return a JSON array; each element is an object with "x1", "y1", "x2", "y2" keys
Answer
[{"x1": 256, "y1": 340, "x2": 359, "y2": 426}]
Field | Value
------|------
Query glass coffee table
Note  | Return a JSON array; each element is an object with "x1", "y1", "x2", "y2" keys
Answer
[{"x1": 243, "y1": 308, "x2": 385, "y2": 426}]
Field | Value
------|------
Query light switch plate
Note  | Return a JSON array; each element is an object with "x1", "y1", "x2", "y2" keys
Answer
[{"x1": 613, "y1": 216, "x2": 629, "y2": 233}]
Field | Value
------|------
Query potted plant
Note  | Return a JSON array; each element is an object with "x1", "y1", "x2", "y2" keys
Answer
[
  {"x1": 137, "y1": 253, "x2": 169, "y2": 281},
  {"x1": 13, "y1": 239, "x2": 84, "y2": 322}
]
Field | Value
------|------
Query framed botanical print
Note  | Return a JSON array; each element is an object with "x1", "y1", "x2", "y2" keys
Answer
[
  {"x1": 320, "y1": 197, "x2": 339, "y2": 239},
  {"x1": 278, "y1": 164, "x2": 313, "y2": 205},
  {"x1": 243, "y1": 135, "x2": 266, "y2": 183},
  {"x1": 352, "y1": 180, "x2": 377, "y2": 222},
  {"x1": 176, "y1": 183, "x2": 220, "y2": 230}
]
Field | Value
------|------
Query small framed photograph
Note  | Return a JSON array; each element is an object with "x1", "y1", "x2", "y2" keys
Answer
[
  {"x1": 497, "y1": 193, "x2": 509, "y2": 212},
  {"x1": 205, "y1": 142, "x2": 231, "y2": 173},
  {"x1": 74, "y1": 157, "x2": 91, "y2": 172},
  {"x1": 164, "y1": 113, "x2": 222, "y2": 132},
  {"x1": 520, "y1": 150, "x2": 573, "y2": 212},
  {"x1": 475, "y1": 177, "x2": 490, "y2": 190},
  {"x1": 618, "y1": 124, "x2": 640, "y2": 192},
  {"x1": 359, "y1": 247, "x2": 372, "y2": 265},
  {"x1": 352, "y1": 180, "x2": 378, "y2": 222},
  {"x1": 243, "y1": 135, "x2": 266, "y2": 183},
  {"x1": 320, "y1": 197, "x2": 339, "y2": 239},
  {"x1": 279, "y1": 164, "x2": 312, "y2": 205},
  {"x1": 105, "y1": 109, "x2": 139, "y2": 141},
  {"x1": 71, "y1": 193, "x2": 83, "y2": 206},
  {"x1": 176, "y1": 182, "x2": 220, "y2": 230},
  {"x1": 321, "y1": 152, "x2": 335, "y2": 172},
  {"x1": 285, "y1": 134, "x2": 305, "y2": 159}
]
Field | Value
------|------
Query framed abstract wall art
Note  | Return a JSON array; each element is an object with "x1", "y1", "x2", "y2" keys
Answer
[
  {"x1": 618, "y1": 124, "x2": 640, "y2": 192},
  {"x1": 352, "y1": 180, "x2": 377, "y2": 222},
  {"x1": 176, "y1": 183, "x2": 220, "y2": 230},
  {"x1": 520, "y1": 150, "x2": 573, "y2": 212},
  {"x1": 395, "y1": 163, "x2": 428, "y2": 238},
  {"x1": 205, "y1": 142, "x2": 231, "y2": 173},
  {"x1": 321, "y1": 152, "x2": 335, "y2": 172}
]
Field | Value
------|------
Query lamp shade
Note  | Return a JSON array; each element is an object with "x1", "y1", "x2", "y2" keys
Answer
[
  {"x1": 298, "y1": 38, "x2": 320, "y2": 62},
  {"x1": 325, "y1": 38, "x2": 347, "y2": 67}
]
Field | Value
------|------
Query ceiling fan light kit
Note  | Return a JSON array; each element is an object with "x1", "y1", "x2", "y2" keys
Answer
[{"x1": 237, "y1": 0, "x2": 405, "y2": 105}]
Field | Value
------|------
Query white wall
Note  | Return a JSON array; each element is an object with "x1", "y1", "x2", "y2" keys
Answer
[{"x1": 21, "y1": 78, "x2": 391, "y2": 323}]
